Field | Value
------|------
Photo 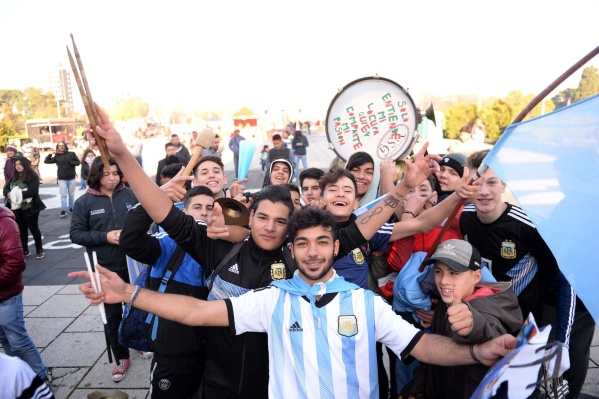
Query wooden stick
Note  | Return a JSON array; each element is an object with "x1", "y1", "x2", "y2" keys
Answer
[
  {"x1": 68, "y1": 47, "x2": 110, "y2": 170},
  {"x1": 67, "y1": 34, "x2": 111, "y2": 171}
]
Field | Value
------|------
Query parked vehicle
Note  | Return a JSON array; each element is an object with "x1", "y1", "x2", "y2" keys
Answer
[{"x1": 25, "y1": 118, "x2": 80, "y2": 150}]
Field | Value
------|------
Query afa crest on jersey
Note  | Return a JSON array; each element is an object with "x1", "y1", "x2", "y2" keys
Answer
[
  {"x1": 500, "y1": 240, "x2": 516, "y2": 259},
  {"x1": 270, "y1": 262, "x2": 286, "y2": 280},
  {"x1": 351, "y1": 248, "x2": 365, "y2": 264},
  {"x1": 338, "y1": 315, "x2": 358, "y2": 337}
]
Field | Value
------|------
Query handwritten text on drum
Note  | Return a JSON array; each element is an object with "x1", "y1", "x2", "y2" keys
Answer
[{"x1": 333, "y1": 93, "x2": 411, "y2": 151}]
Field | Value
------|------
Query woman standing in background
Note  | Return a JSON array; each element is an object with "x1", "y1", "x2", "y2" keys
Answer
[
  {"x1": 2, "y1": 158, "x2": 46, "y2": 259},
  {"x1": 79, "y1": 149, "x2": 96, "y2": 190}
]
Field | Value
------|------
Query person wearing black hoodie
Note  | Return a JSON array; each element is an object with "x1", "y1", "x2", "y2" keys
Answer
[{"x1": 44, "y1": 140, "x2": 80, "y2": 217}]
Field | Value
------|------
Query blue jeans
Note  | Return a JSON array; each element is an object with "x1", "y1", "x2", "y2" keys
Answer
[
  {"x1": 293, "y1": 154, "x2": 308, "y2": 179},
  {"x1": 0, "y1": 292, "x2": 48, "y2": 379},
  {"x1": 59, "y1": 178, "x2": 76, "y2": 211}
]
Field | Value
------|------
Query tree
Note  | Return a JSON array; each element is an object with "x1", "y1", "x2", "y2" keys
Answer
[
  {"x1": 0, "y1": 102, "x2": 24, "y2": 134},
  {"x1": 443, "y1": 103, "x2": 478, "y2": 139},
  {"x1": 504, "y1": 91, "x2": 529, "y2": 114},
  {"x1": 573, "y1": 66, "x2": 599, "y2": 103},
  {"x1": 481, "y1": 100, "x2": 512, "y2": 141},
  {"x1": 112, "y1": 97, "x2": 149, "y2": 120},
  {"x1": 0, "y1": 123, "x2": 15, "y2": 149},
  {"x1": 551, "y1": 88, "x2": 576, "y2": 109}
]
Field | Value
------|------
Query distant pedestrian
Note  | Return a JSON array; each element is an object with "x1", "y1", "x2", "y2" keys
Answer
[
  {"x1": 23, "y1": 141, "x2": 42, "y2": 184},
  {"x1": 3, "y1": 144, "x2": 22, "y2": 184},
  {"x1": 2, "y1": 158, "x2": 46, "y2": 259},
  {"x1": 228, "y1": 129, "x2": 245, "y2": 177},
  {"x1": 170, "y1": 134, "x2": 191, "y2": 163},
  {"x1": 291, "y1": 130, "x2": 309, "y2": 180},
  {"x1": 79, "y1": 149, "x2": 96, "y2": 190},
  {"x1": 447, "y1": 126, "x2": 481, "y2": 156},
  {"x1": 260, "y1": 145, "x2": 269, "y2": 174},
  {"x1": 125, "y1": 132, "x2": 144, "y2": 166},
  {"x1": 43, "y1": 141, "x2": 80, "y2": 217},
  {"x1": 201, "y1": 134, "x2": 223, "y2": 158},
  {"x1": 0, "y1": 205, "x2": 49, "y2": 382},
  {"x1": 155, "y1": 143, "x2": 183, "y2": 186},
  {"x1": 470, "y1": 118, "x2": 486, "y2": 145}
]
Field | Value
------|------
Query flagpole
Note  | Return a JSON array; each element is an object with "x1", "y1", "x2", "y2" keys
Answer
[
  {"x1": 418, "y1": 45, "x2": 599, "y2": 272},
  {"x1": 511, "y1": 45, "x2": 599, "y2": 124}
]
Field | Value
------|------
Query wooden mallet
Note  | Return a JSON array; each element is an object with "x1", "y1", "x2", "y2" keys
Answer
[{"x1": 179, "y1": 127, "x2": 216, "y2": 186}]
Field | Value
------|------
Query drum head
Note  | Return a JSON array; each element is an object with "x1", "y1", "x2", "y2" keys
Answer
[{"x1": 325, "y1": 76, "x2": 418, "y2": 162}]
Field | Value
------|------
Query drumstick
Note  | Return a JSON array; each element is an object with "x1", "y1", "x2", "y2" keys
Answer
[
  {"x1": 83, "y1": 252, "x2": 107, "y2": 324},
  {"x1": 66, "y1": 34, "x2": 111, "y2": 171},
  {"x1": 179, "y1": 127, "x2": 216, "y2": 187}
]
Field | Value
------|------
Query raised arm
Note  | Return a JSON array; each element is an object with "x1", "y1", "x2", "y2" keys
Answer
[
  {"x1": 378, "y1": 158, "x2": 398, "y2": 197},
  {"x1": 44, "y1": 153, "x2": 55, "y2": 164},
  {"x1": 355, "y1": 142, "x2": 441, "y2": 241},
  {"x1": 92, "y1": 103, "x2": 173, "y2": 224},
  {"x1": 389, "y1": 167, "x2": 480, "y2": 241}
]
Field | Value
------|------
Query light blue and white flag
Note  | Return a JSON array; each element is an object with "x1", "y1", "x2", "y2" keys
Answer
[{"x1": 483, "y1": 94, "x2": 599, "y2": 323}]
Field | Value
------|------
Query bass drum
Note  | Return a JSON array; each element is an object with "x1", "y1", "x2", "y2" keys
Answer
[{"x1": 325, "y1": 76, "x2": 419, "y2": 162}]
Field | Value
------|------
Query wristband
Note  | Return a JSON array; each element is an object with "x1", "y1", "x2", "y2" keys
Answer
[
  {"x1": 129, "y1": 285, "x2": 141, "y2": 308},
  {"x1": 470, "y1": 344, "x2": 482, "y2": 364},
  {"x1": 402, "y1": 210, "x2": 416, "y2": 218}
]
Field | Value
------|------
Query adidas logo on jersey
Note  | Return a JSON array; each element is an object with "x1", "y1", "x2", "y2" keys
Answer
[
  {"x1": 288, "y1": 321, "x2": 303, "y2": 332},
  {"x1": 228, "y1": 264, "x2": 239, "y2": 274}
]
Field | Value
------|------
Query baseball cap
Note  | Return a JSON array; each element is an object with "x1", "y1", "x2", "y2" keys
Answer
[
  {"x1": 423, "y1": 239, "x2": 481, "y2": 272},
  {"x1": 5, "y1": 144, "x2": 17, "y2": 153},
  {"x1": 437, "y1": 153, "x2": 467, "y2": 177}
]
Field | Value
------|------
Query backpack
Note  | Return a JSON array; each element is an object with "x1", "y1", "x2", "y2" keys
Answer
[{"x1": 118, "y1": 246, "x2": 186, "y2": 351}]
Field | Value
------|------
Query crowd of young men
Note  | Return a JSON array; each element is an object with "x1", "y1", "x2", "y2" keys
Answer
[{"x1": 64, "y1": 103, "x2": 593, "y2": 399}]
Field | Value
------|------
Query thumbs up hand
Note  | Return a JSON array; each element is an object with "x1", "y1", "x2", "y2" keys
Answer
[{"x1": 446, "y1": 285, "x2": 474, "y2": 336}]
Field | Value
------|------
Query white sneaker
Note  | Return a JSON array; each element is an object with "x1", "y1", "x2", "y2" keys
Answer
[{"x1": 139, "y1": 351, "x2": 153, "y2": 359}]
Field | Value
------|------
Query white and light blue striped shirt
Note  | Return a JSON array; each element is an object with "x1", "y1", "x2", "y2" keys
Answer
[{"x1": 229, "y1": 284, "x2": 421, "y2": 399}]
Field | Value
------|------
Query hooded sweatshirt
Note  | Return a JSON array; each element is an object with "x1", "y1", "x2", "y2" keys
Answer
[
  {"x1": 409, "y1": 281, "x2": 523, "y2": 399},
  {"x1": 262, "y1": 158, "x2": 293, "y2": 188}
]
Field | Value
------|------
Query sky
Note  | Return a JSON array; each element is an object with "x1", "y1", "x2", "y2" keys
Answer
[{"x1": 1, "y1": 0, "x2": 598, "y2": 119}]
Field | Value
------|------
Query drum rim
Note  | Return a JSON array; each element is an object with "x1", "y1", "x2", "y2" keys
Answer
[{"x1": 325, "y1": 76, "x2": 418, "y2": 162}]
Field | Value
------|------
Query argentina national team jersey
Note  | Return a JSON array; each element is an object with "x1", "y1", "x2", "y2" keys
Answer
[
  {"x1": 228, "y1": 285, "x2": 421, "y2": 398},
  {"x1": 333, "y1": 223, "x2": 393, "y2": 289}
]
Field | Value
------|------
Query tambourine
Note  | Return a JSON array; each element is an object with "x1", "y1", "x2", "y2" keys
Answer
[{"x1": 325, "y1": 76, "x2": 419, "y2": 162}]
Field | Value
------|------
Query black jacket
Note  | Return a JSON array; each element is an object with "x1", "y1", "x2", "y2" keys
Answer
[
  {"x1": 44, "y1": 143, "x2": 80, "y2": 180},
  {"x1": 155, "y1": 155, "x2": 184, "y2": 185},
  {"x1": 160, "y1": 205, "x2": 295, "y2": 396},
  {"x1": 69, "y1": 184, "x2": 137, "y2": 272}
]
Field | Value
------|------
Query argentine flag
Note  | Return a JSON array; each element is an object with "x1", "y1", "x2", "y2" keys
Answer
[{"x1": 483, "y1": 93, "x2": 599, "y2": 323}]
